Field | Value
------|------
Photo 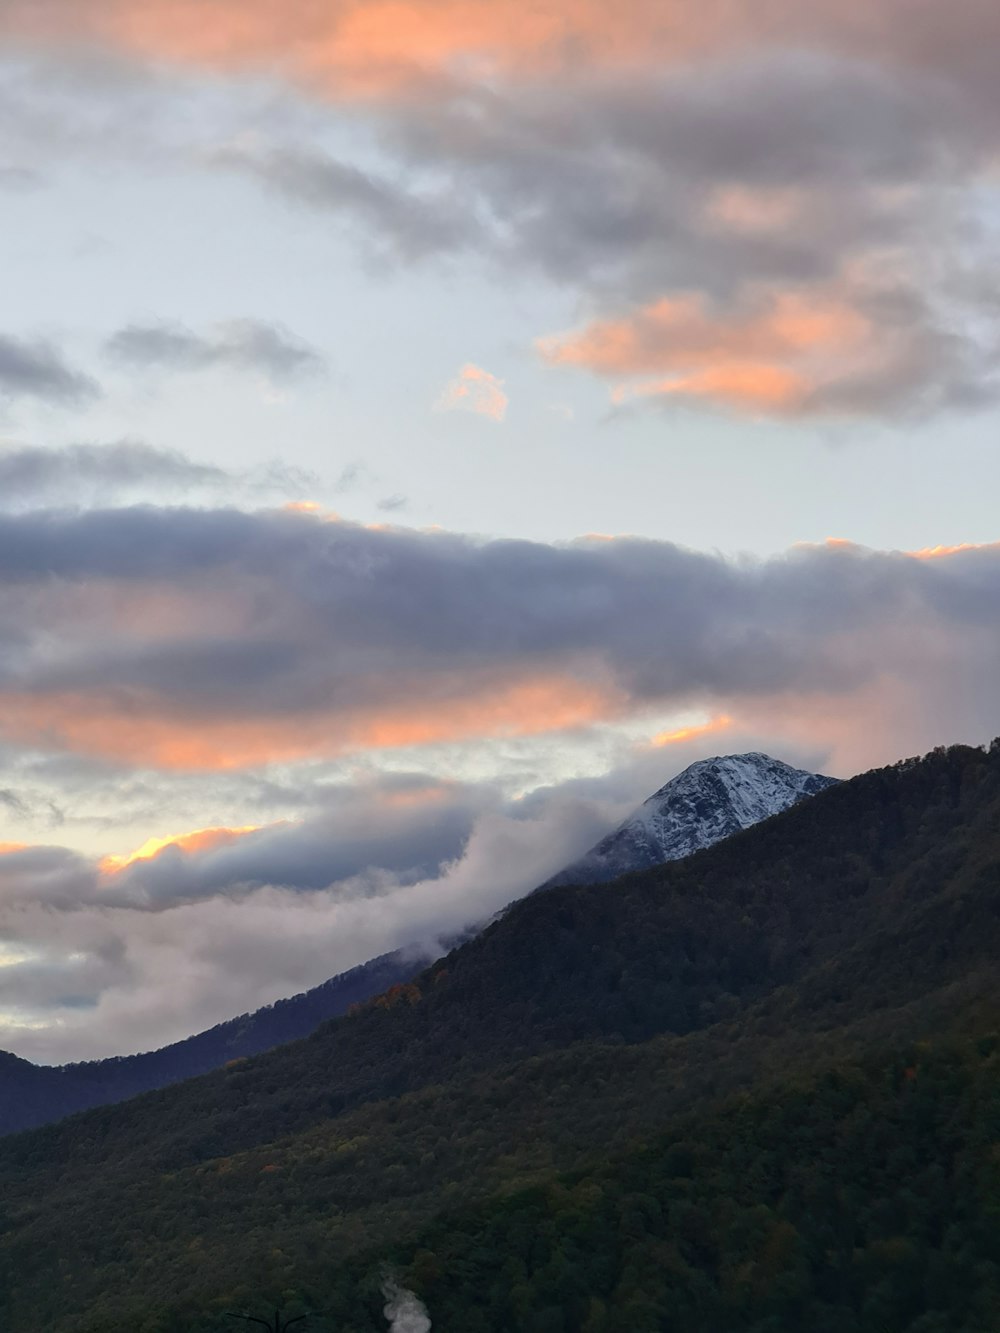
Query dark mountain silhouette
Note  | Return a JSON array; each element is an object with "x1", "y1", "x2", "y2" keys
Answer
[{"x1": 0, "y1": 947, "x2": 429, "y2": 1137}]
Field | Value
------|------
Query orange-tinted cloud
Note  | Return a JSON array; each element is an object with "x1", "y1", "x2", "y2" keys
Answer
[
  {"x1": 435, "y1": 363, "x2": 508, "y2": 422},
  {"x1": 378, "y1": 781, "x2": 457, "y2": 808},
  {"x1": 0, "y1": 1, "x2": 695, "y2": 94},
  {"x1": 0, "y1": 844, "x2": 29, "y2": 856},
  {"x1": 651, "y1": 715, "x2": 733, "y2": 748},
  {"x1": 541, "y1": 291, "x2": 870, "y2": 375},
  {"x1": 3, "y1": 509, "x2": 998, "y2": 782},
  {"x1": 906, "y1": 542, "x2": 1000, "y2": 560},
  {"x1": 541, "y1": 289, "x2": 874, "y2": 416},
  {"x1": 2, "y1": 0, "x2": 635, "y2": 96},
  {"x1": 100, "y1": 824, "x2": 264, "y2": 874},
  {"x1": 5, "y1": 0, "x2": 998, "y2": 100},
  {"x1": 621, "y1": 363, "x2": 811, "y2": 414},
  {"x1": 0, "y1": 675, "x2": 624, "y2": 771},
  {"x1": 706, "y1": 185, "x2": 809, "y2": 235}
]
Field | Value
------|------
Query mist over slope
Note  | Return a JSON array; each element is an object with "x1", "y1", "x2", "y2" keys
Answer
[{"x1": 0, "y1": 752, "x2": 833, "y2": 1137}]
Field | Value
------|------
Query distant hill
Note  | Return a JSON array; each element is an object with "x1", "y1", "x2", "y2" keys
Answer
[
  {"x1": 0, "y1": 947, "x2": 430, "y2": 1137},
  {"x1": 0, "y1": 741, "x2": 997, "y2": 1331},
  {"x1": 544, "y1": 751, "x2": 838, "y2": 886}
]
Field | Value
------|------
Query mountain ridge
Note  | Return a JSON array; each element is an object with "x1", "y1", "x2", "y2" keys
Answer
[{"x1": 544, "y1": 750, "x2": 839, "y2": 887}]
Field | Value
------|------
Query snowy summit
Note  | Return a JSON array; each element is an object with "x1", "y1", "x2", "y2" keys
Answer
[{"x1": 546, "y1": 753, "x2": 839, "y2": 888}]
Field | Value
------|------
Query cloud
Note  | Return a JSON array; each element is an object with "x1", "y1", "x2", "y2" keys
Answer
[
  {"x1": 539, "y1": 283, "x2": 995, "y2": 419},
  {"x1": 0, "y1": 441, "x2": 229, "y2": 508},
  {"x1": 0, "y1": 773, "x2": 626, "y2": 1061},
  {"x1": 0, "y1": 333, "x2": 98, "y2": 406},
  {"x1": 105, "y1": 318, "x2": 325, "y2": 380},
  {"x1": 4, "y1": 6, "x2": 1000, "y2": 422},
  {"x1": 435, "y1": 363, "x2": 508, "y2": 421},
  {"x1": 0, "y1": 507, "x2": 997, "y2": 779},
  {"x1": 200, "y1": 52, "x2": 1000, "y2": 421},
  {"x1": 539, "y1": 290, "x2": 864, "y2": 416},
  {"x1": 0, "y1": 703, "x2": 924, "y2": 1062},
  {"x1": 5, "y1": 0, "x2": 1000, "y2": 102},
  {"x1": 0, "y1": 677, "x2": 615, "y2": 771},
  {"x1": 100, "y1": 780, "x2": 487, "y2": 903},
  {"x1": 0, "y1": 843, "x2": 97, "y2": 908},
  {"x1": 0, "y1": 442, "x2": 324, "y2": 512},
  {"x1": 216, "y1": 147, "x2": 479, "y2": 260},
  {"x1": 0, "y1": 166, "x2": 43, "y2": 192},
  {"x1": 383, "y1": 58, "x2": 997, "y2": 419}
]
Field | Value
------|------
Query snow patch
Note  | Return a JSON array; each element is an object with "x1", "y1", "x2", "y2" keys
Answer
[{"x1": 545, "y1": 752, "x2": 838, "y2": 888}]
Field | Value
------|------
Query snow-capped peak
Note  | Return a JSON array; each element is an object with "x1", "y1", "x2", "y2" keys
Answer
[{"x1": 545, "y1": 752, "x2": 839, "y2": 888}]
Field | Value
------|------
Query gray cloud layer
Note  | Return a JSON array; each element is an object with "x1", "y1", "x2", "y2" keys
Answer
[
  {"x1": 0, "y1": 333, "x2": 98, "y2": 406},
  {"x1": 0, "y1": 441, "x2": 227, "y2": 505},
  {"x1": 217, "y1": 147, "x2": 479, "y2": 261},
  {"x1": 112, "y1": 785, "x2": 487, "y2": 905},
  {"x1": 0, "y1": 505, "x2": 996, "y2": 747},
  {"x1": 105, "y1": 318, "x2": 325, "y2": 379},
  {"x1": 0, "y1": 166, "x2": 42, "y2": 192},
  {"x1": 0, "y1": 442, "x2": 327, "y2": 512}
]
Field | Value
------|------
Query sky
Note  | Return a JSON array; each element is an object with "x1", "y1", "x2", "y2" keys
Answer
[{"x1": 0, "y1": 0, "x2": 999, "y2": 1062}]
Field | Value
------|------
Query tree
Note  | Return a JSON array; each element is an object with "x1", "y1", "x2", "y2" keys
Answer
[{"x1": 225, "y1": 1311, "x2": 315, "y2": 1331}]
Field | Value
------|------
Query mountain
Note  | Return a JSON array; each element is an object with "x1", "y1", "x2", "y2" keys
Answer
[
  {"x1": 0, "y1": 946, "x2": 431, "y2": 1137},
  {"x1": 544, "y1": 751, "x2": 839, "y2": 887},
  {"x1": 0, "y1": 753, "x2": 828, "y2": 1138},
  {"x1": 0, "y1": 741, "x2": 998, "y2": 1331}
]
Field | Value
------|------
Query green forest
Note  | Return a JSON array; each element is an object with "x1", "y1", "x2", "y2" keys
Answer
[{"x1": 1, "y1": 742, "x2": 998, "y2": 1331}]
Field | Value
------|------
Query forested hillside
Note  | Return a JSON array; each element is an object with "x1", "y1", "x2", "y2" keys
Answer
[
  {"x1": 0, "y1": 742, "x2": 997, "y2": 1331},
  {"x1": 397, "y1": 1033, "x2": 1000, "y2": 1333}
]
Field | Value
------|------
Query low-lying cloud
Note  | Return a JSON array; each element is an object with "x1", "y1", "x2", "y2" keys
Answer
[{"x1": 0, "y1": 771, "x2": 630, "y2": 1062}]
